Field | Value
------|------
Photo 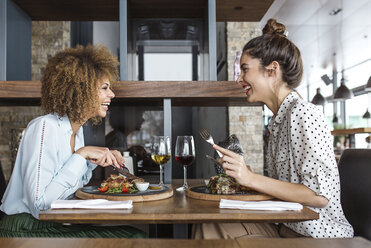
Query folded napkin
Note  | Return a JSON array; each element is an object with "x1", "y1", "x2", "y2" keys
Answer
[
  {"x1": 219, "y1": 199, "x2": 303, "y2": 211},
  {"x1": 51, "y1": 199, "x2": 133, "y2": 209}
]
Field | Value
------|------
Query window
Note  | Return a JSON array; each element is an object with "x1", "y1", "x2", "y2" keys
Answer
[
  {"x1": 346, "y1": 94, "x2": 369, "y2": 128},
  {"x1": 143, "y1": 53, "x2": 193, "y2": 81},
  {"x1": 343, "y1": 60, "x2": 371, "y2": 89}
]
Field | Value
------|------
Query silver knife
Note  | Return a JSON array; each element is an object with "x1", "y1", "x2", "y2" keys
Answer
[
  {"x1": 206, "y1": 154, "x2": 252, "y2": 171},
  {"x1": 205, "y1": 154, "x2": 222, "y2": 166},
  {"x1": 111, "y1": 165, "x2": 140, "y2": 180}
]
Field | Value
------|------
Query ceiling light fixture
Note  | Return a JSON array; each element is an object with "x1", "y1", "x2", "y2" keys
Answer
[
  {"x1": 365, "y1": 76, "x2": 371, "y2": 91},
  {"x1": 311, "y1": 88, "x2": 326, "y2": 106},
  {"x1": 321, "y1": 74, "x2": 333, "y2": 85},
  {"x1": 363, "y1": 109, "x2": 370, "y2": 119},
  {"x1": 333, "y1": 74, "x2": 354, "y2": 101},
  {"x1": 332, "y1": 113, "x2": 339, "y2": 123},
  {"x1": 332, "y1": 1, "x2": 352, "y2": 102},
  {"x1": 329, "y1": 8, "x2": 342, "y2": 16}
]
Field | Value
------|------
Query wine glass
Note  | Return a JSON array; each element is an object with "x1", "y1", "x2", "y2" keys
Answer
[
  {"x1": 175, "y1": 136, "x2": 195, "y2": 191},
  {"x1": 150, "y1": 136, "x2": 171, "y2": 185}
]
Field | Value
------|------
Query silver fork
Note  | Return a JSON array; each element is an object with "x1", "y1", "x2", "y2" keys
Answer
[{"x1": 199, "y1": 129, "x2": 223, "y2": 157}]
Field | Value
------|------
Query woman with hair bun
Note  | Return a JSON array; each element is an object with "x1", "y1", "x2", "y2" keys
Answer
[
  {"x1": 0, "y1": 45, "x2": 145, "y2": 238},
  {"x1": 194, "y1": 19, "x2": 353, "y2": 239}
]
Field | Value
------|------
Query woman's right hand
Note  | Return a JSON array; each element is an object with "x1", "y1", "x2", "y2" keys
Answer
[
  {"x1": 213, "y1": 144, "x2": 254, "y2": 187},
  {"x1": 75, "y1": 146, "x2": 124, "y2": 168}
]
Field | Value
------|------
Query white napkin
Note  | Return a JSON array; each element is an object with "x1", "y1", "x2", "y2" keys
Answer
[
  {"x1": 219, "y1": 199, "x2": 303, "y2": 211},
  {"x1": 51, "y1": 199, "x2": 133, "y2": 209}
]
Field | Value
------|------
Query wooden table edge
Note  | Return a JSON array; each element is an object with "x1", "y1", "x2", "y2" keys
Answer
[
  {"x1": 39, "y1": 207, "x2": 318, "y2": 224},
  {"x1": 0, "y1": 237, "x2": 369, "y2": 248}
]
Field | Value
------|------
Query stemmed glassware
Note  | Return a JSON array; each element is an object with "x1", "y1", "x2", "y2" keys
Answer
[
  {"x1": 151, "y1": 136, "x2": 171, "y2": 185},
  {"x1": 175, "y1": 136, "x2": 195, "y2": 191}
]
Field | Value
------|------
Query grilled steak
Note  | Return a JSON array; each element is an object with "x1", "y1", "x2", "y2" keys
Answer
[{"x1": 207, "y1": 174, "x2": 249, "y2": 194}]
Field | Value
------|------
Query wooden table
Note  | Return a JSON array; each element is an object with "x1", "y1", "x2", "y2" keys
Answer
[
  {"x1": 39, "y1": 179, "x2": 318, "y2": 224},
  {"x1": 331, "y1": 128, "x2": 371, "y2": 135},
  {"x1": 0, "y1": 237, "x2": 370, "y2": 248},
  {"x1": 331, "y1": 128, "x2": 371, "y2": 148}
]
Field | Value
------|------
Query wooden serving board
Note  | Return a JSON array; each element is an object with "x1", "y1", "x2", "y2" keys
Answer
[
  {"x1": 186, "y1": 185, "x2": 274, "y2": 201},
  {"x1": 76, "y1": 186, "x2": 173, "y2": 203}
]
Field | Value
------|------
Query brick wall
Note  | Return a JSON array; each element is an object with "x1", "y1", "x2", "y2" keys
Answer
[
  {"x1": 32, "y1": 21, "x2": 70, "y2": 80},
  {"x1": 0, "y1": 21, "x2": 70, "y2": 182},
  {"x1": 227, "y1": 22, "x2": 264, "y2": 174},
  {"x1": 0, "y1": 107, "x2": 43, "y2": 180}
]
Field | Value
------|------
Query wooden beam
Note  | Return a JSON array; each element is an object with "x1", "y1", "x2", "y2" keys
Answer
[
  {"x1": 12, "y1": 0, "x2": 273, "y2": 22},
  {"x1": 0, "y1": 81, "x2": 41, "y2": 98},
  {"x1": 0, "y1": 81, "x2": 259, "y2": 106}
]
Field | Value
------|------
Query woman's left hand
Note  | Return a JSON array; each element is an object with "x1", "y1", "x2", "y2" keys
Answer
[{"x1": 213, "y1": 144, "x2": 253, "y2": 187}]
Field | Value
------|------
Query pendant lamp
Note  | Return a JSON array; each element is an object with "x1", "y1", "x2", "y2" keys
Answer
[
  {"x1": 311, "y1": 88, "x2": 326, "y2": 106},
  {"x1": 332, "y1": 114, "x2": 339, "y2": 124},
  {"x1": 333, "y1": 77, "x2": 353, "y2": 101},
  {"x1": 363, "y1": 109, "x2": 370, "y2": 119},
  {"x1": 366, "y1": 76, "x2": 371, "y2": 92}
]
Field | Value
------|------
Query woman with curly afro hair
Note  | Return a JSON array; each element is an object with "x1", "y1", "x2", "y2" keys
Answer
[{"x1": 0, "y1": 45, "x2": 146, "y2": 238}]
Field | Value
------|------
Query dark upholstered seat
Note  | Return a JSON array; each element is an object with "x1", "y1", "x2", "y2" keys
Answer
[{"x1": 338, "y1": 149, "x2": 371, "y2": 240}]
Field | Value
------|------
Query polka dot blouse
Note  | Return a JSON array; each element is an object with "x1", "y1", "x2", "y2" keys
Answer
[{"x1": 266, "y1": 91, "x2": 354, "y2": 238}]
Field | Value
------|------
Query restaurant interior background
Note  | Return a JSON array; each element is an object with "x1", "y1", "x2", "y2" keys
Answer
[{"x1": 0, "y1": 0, "x2": 370, "y2": 184}]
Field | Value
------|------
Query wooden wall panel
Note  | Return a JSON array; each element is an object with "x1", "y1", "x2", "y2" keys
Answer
[{"x1": 12, "y1": 0, "x2": 273, "y2": 21}]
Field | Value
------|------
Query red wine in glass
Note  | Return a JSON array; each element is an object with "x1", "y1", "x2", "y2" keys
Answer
[
  {"x1": 175, "y1": 155, "x2": 195, "y2": 167},
  {"x1": 175, "y1": 136, "x2": 195, "y2": 191}
]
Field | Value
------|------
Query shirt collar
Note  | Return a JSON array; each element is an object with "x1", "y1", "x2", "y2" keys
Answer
[
  {"x1": 55, "y1": 113, "x2": 83, "y2": 137},
  {"x1": 267, "y1": 91, "x2": 300, "y2": 134}
]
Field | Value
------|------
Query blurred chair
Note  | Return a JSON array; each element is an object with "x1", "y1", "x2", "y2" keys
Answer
[{"x1": 338, "y1": 149, "x2": 371, "y2": 240}]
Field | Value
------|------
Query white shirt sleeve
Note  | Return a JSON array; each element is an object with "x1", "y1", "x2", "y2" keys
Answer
[
  {"x1": 83, "y1": 161, "x2": 98, "y2": 185},
  {"x1": 21, "y1": 118, "x2": 90, "y2": 214}
]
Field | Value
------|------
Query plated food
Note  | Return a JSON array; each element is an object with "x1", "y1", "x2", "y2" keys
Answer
[
  {"x1": 187, "y1": 178, "x2": 273, "y2": 201},
  {"x1": 207, "y1": 174, "x2": 250, "y2": 194},
  {"x1": 98, "y1": 174, "x2": 145, "y2": 194}
]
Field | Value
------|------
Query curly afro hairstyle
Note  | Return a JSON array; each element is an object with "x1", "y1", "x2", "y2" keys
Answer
[{"x1": 41, "y1": 44, "x2": 119, "y2": 124}]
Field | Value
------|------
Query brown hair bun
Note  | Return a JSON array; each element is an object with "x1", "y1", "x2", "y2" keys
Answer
[{"x1": 262, "y1": 18, "x2": 287, "y2": 37}]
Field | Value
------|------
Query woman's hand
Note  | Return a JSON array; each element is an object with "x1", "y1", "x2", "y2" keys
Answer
[
  {"x1": 213, "y1": 144, "x2": 253, "y2": 187},
  {"x1": 75, "y1": 146, "x2": 125, "y2": 168},
  {"x1": 214, "y1": 144, "x2": 328, "y2": 208}
]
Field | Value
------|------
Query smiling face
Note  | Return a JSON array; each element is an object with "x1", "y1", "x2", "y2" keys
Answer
[
  {"x1": 95, "y1": 78, "x2": 115, "y2": 118},
  {"x1": 236, "y1": 53, "x2": 274, "y2": 104}
]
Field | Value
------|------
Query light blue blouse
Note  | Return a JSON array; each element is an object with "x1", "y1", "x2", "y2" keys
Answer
[{"x1": 0, "y1": 113, "x2": 97, "y2": 218}]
